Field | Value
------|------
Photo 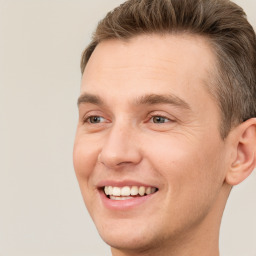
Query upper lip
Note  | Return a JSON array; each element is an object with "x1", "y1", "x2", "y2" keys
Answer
[{"x1": 97, "y1": 179, "x2": 158, "y2": 189}]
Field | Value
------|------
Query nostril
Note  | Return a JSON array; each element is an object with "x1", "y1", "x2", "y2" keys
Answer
[{"x1": 97, "y1": 132, "x2": 142, "y2": 168}]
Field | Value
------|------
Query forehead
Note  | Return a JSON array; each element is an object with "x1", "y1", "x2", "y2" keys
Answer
[{"x1": 81, "y1": 34, "x2": 218, "y2": 112}]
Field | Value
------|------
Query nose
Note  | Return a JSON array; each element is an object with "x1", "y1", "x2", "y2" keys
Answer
[{"x1": 98, "y1": 122, "x2": 142, "y2": 169}]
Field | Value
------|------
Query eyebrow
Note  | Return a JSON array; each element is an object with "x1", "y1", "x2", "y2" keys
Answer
[
  {"x1": 77, "y1": 93, "x2": 103, "y2": 106},
  {"x1": 135, "y1": 94, "x2": 191, "y2": 110},
  {"x1": 77, "y1": 92, "x2": 191, "y2": 110}
]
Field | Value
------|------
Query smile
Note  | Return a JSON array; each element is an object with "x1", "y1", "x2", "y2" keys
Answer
[{"x1": 104, "y1": 186, "x2": 158, "y2": 200}]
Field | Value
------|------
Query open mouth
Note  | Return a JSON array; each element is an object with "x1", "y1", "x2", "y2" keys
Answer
[{"x1": 103, "y1": 186, "x2": 158, "y2": 200}]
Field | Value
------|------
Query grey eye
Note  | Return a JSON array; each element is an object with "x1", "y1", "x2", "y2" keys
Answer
[
  {"x1": 89, "y1": 116, "x2": 102, "y2": 123},
  {"x1": 152, "y1": 116, "x2": 168, "y2": 123}
]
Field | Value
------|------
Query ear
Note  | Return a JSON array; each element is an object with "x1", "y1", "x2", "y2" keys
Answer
[{"x1": 225, "y1": 118, "x2": 256, "y2": 186}]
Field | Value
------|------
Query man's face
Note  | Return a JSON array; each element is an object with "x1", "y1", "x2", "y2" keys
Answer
[{"x1": 73, "y1": 34, "x2": 231, "y2": 252}]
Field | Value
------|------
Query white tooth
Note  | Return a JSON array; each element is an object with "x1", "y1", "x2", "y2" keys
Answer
[
  {"x1": 112, "y1": 187, "x2": 121, "y2": 196},
  {"x1": 121, "y1": 186, "x2": 130, "y2": 196},
  {"x1": 104, "y1": 186, "x2": 109, "y2": 195},
  {"x1": 110, "y1": 196, "x2": 118, "y2": 200},
  {"x1": 110, "y1": 196, "x2": 133, "y2": 200},
  {"x1": 131, "y1": 186, "x2": 139, "y2": 195},
  {"x1": 146, "y1": 187, "x2": 152, "y2": 195},
  {"x1": 108, "y1": 186, "x2": 113, "y2": 195},
  {"x1": 151, "y1": 187, "x2": 157, "y2": 193},
  {"x1": 139, "y1": 186, "x2": 146, "y2": 196}
]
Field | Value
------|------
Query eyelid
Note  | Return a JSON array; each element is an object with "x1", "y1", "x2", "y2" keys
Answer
[
  {"x1": 150, "y1": 116, "x2": 170, "y2": 123},
  {"x1": 87, "y1": 116, "x2": 106, "y2": 123},
  {"x1": 146, "y1": 111, "x2": 175, "y2": 123},
  {"x1": 81, "y1": 109, "x2": 109, "y2": 123},
  {"x1": 83, "y1": 114, "x2": 108, "y2": 124}
]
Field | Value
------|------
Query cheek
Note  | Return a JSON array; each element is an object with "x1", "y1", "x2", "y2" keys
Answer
[
  {"x1": 73, "y1": 136, "x2": 102, "y2": 217},
  {"x1": 73, "y1": 135, "x2": 99, "y2": 184},
  {"x1": 145, "y1": 133, "x2": 225, "y2": 203}
]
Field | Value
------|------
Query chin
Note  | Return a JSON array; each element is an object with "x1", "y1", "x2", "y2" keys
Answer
[
  {"x1": 101, "y1": 230, "x2": 156, "y2": 253},
  {"x1": 94, "y1": 217, "x2": 167, "y2": 253}
]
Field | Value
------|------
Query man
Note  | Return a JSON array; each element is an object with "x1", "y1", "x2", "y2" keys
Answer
[{"x1": 73, "y1": 0, "x2": 256, "y2": 255}]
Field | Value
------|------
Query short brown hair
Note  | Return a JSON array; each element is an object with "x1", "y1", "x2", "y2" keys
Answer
[{"x1": 81, "y1": 0, "x2": 256, "y2": 138}]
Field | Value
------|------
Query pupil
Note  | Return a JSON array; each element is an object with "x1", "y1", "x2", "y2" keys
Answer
[
  {"x1": 153, "y1": 116, "x2": 165, "y2": 123},
  {"x1": 90, "y1": 116, "x2": 100, "y2": 123}
]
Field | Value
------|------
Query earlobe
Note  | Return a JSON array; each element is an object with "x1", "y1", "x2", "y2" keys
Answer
[{"x1": 225, "y1": 118, "x2": 256, "y2": 186}]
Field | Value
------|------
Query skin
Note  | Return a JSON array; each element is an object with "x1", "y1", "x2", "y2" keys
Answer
[{"x1": 73, "y1": 34, "x2": 256, "y2": 256}]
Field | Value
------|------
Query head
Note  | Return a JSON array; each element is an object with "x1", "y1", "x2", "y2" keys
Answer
[
  {"x1": 74, "y1": 0, "x2": 256, "y2": 255},
  {"x1": 81, "y1": 0, "x2": 256, "y2": 139}
]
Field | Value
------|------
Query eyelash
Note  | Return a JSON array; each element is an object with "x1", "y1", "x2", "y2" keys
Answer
[
  {"x1": 83, "y1": 115, "x2": 107, "y2": 124},
  {"x1": 83, "y1": 113, "x2": 173, "y2": 125},
  {"x1": 148, "y1": 114, "x2": 172, "y2": 124}
]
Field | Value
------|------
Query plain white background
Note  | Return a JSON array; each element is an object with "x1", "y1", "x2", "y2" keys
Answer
[{"x1": 0, "y1": 0, "x2": 255, "y2": 255}]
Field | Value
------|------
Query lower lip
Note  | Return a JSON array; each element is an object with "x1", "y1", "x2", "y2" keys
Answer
[{"x1": 99, "y1": 189, "x2": 156, "y2": 211}]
